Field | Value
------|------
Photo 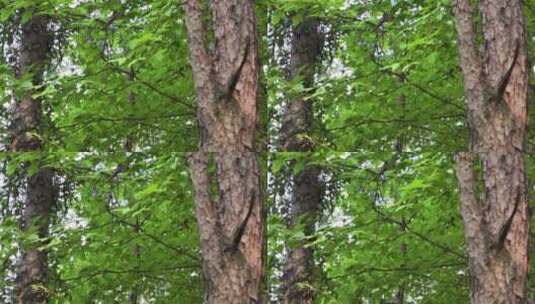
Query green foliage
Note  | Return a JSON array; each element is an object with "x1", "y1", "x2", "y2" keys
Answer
[
  {"x1": 47, "y1": 153, "x2": 202, "y2": 303},
  {"x1": 1, "y1": 0, "x2": 535, "y2": 303}
]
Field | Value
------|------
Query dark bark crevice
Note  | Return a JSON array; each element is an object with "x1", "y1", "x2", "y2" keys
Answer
[
  {"x1": 184, "y1": 0, "x2": 263, "y2": 302},
  {"x1": 453, "y1": 1, "x2": 529, "y2": 303}
]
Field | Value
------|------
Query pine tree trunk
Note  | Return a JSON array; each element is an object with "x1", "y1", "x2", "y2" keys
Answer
[
  {"x1": 10, "y1": 11, "x2": 54, "y2": 304},
  {"x1": 184, "y1": 1, "x2": 264, "y2": 303},
  {"x1": 279, "y1": 18, "x2": 323, "y2": 304},
  {"x1": 453, "y1": 1, "x2": 529, "y2": 303}
]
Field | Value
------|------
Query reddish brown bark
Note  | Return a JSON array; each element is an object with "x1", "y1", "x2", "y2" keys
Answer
[
  {"x1": 453, "y1": 1, "x2": 529, "y2": 303},
  {"x1": 183, "y1": 0, "x2": 264, "y2": 303},
  {"x1": 10, "y1": 10, "x2": 55, "y2": 304},
  {"x1": 279, "y1": 18, "x2": 323, "y2": 304},
  {"x1": 189, "y1": 152, "x2": 263, "y2": 303}
]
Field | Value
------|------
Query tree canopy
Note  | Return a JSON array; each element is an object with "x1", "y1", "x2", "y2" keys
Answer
[{"x1": 1, "y1": 0, "x2": 535, "y2": 303}]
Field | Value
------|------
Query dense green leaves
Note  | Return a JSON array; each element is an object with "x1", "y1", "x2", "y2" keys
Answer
[{"x1": 1, "y1": 0, "x2": 535, "y2": 303}]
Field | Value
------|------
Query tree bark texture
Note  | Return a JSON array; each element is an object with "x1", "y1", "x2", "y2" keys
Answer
[
  {"x1": 279, "y1": 18, "x2": 322, "y2": 152},
  {"x1": 184, "y1": 1, "x2": 263, "y2": 303},
  {"x1": 16, "y1": 169, "x2": 54, "y2": 304},
  {"x1": 279, "y1": 18, "x2": 323, "y2": 304},
  {"x1": 281, "y1": 166, "x2": 322, "y2": 304},
  {"x1": 10, "y1": 14, "x2": 49, "y2": 152},
  {"x1": 453, "y1": 1, "x2": 529, "y2": 303},
  {"x1": 9, "y1": 11, "x2": 55, "y2": 304}
]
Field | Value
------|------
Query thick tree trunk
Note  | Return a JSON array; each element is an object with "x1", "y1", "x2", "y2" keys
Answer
[
  {"x1": 184, "y1": 1, "x2": 264, "y2": 303},
  {"x1": 279, "y1": 18, "x2": 323, "y2": 304},
  {"x1": 189, "y1": 152, "x2": 263, "y2": 304},
  {"x1": 10, "y1": 11, "x2": 54, "y2": 304},
  {"x1": 453, "y1": 1, "x2": 529, "y2": 303}
]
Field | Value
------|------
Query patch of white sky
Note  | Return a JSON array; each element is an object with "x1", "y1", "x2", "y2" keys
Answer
[
  {"x1": 268, "y1": 1, "x2": 380, "y2": 284},
  {"x1": 267, "y1": 1, "x2": 358, "y2": 151}
]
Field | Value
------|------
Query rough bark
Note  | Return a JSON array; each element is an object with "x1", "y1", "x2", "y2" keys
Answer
[
  {"x1": 453, "y1": 1, "x2": 529, "y2": 303},
  {"x1": 279, "y1": 18, "x2": 323, "y2": 304},
  {"x1": 10, "y1": 14, "x2": 50, "y2": 152},
  {"x1": 16, "y1": 169, "x2": 54, "y2": 304},
  {"x1": 281, "y1": 166, "x2": 322, "y2": 304},
  {"x1": 9, "y1": 11, "x2": 55, "y2": 304},
  {"x1": 184, "y1": 1, "x2": 263, "y2": 303},
  {"x1": 279, "y1": 18, "x2": 322, "y2": 152}
]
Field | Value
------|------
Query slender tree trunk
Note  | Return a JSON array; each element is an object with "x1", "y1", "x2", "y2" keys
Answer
[
  {"x1": 393, "y1": 223, "x2": 406, "y2": 304},
  {"x1": 279, "y1": 18, "x2": 323, "y2": 304},
  {"x1": 184, "y1": 1, "x2": 264, "y2": 303},
  {"x1": 125, "y1": 67, "x2": 140, "y2": 304},
  {"x1": 279, "y1": 18, "x2": 322, "y2": 152},
  {"x1": 9, "y1": 10, "x2": 54, "y2": 304},
  {"x1": 393, "y1": 93, "x2": 406, "y2": 304},
  {"x1": 128, "y1": 221, "x2": 140, "y2": 304},
  {"x1": 453, "y1": 1, "x2": 529, "y2": 303}
]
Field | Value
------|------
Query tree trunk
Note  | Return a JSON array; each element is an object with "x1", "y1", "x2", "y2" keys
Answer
[
  {"x1": 281, "y1": 166, "x2": 322, "y2": 304},
  {"x1": 279, "y1": 18, "x2": 323, "y2": 304},
  {"x1": 10, "y1": 10, "x2": 55, "y2": 304},
  {"x1": 280, "y1": 18, "x2": 322, "y2": 152},
  {"x1": 453, "y1": 1, "x2": 529, "y2": 303},
  {"x1": 184, "y1": 1, "x2": 264, "y2": 303},
  {"x1": 16, "y1": 170, "x2": 54, "y2": 304}
]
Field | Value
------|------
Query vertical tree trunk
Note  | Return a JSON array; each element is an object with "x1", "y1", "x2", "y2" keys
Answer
[
  {"x1": 279, "y1": 18, "x2": 322, "y2": 152},
  {"x1": 9, "y1": 10, "x2": 54, "y2": 304},
  {"x1": 279, "y1": 18, "x2": 323, "y2": 304},
  {"x1": 125, "y1": 67, "x2": 140, "y2": 304},
  {"x1": 183, "y1": 1, "x2": 264, "y2": 303},
  {"x1": 393, "y1": 93, "x2": 406, "y2": 304},
  {"x1": 453, "y1": 1, "x2": 529, "y2": 303},
  {"x1": 16, "y1": 170, "x2": 54, "y2": 304}
]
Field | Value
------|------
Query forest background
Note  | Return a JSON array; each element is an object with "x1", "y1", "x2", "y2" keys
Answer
[{"x1": 0, "y1": 0, "x2": 534, "y2": 303}]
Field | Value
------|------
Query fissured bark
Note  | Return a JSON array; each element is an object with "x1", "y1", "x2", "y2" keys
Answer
[
  {"x1": 183, "y1": 0, "x2": 264, "y2": 303},
  {"x1": 453, "y1": 1, "x2": 529, "y2": 303}
]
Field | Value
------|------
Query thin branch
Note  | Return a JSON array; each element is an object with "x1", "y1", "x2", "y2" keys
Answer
[
  {"x1": 372, "y1": 206, "x2": 466, "y2": 260},
  {"x1": 329, "y1": 262, "x2": 466, "y2": 280},
  {"x1": 111, "y1": 65, "x2": 196, "y2": 112},
  {"x1": 62, "y1": 264, "x2": 199, "y2": 282}
]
